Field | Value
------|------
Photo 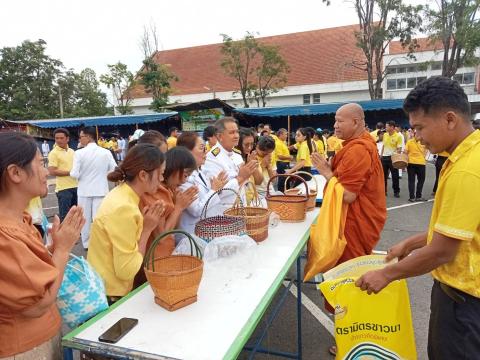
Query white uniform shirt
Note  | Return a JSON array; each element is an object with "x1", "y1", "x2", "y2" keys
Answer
[
  {"x1": 70, "y1": 142, "x2": 117, "y2": 197},
  {"x1": 202, "y1": 142, "x2": 243, "y2": 212},
  {"x1": 179, "y1": 169, "x2": 222, "y2": 235},
  {"x1": 41, "y1": 142, "x2": 50, "y2": 156}
]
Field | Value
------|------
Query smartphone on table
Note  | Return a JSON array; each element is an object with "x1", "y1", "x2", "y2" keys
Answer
[{"x1": 98, "y1": 317, "x2": 138, "y2": 343}]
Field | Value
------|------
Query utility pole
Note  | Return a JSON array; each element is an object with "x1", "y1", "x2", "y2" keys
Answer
[{"x1": 58, "y1": 84, "x2": 64, "y2": 118}]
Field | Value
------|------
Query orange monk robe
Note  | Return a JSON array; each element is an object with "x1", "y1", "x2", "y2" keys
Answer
[{"x1": 331, "y1": 131, "x2": 387, "y2": 264}]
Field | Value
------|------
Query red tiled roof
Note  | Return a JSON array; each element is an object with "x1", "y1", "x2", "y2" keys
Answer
[
  {"x1": 130, "y1": 24, "x2": 369, "y2": 99},
  {"x1": 389, "y1": 37, "x2": 444, "y2": 55}
]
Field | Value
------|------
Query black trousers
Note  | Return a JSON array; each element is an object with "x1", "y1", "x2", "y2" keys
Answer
[
  {"x1": 276, "y1": 161, "x2": 290, "y2": 192},
  {"x1": 407, "y1": 163, "x2": 426, "y2": 199},
  {"x1": 56, "y1": 187, "x2": 78, "y2": 222},
  {"x1": 381, "y1": 156, "x2": 400, "y2": 194},
  {"x1": 428, "y1": 280, "x2": 480, "y2": 359},
  {"x1": 433, "y1": 155, "x2": 448, "y2": 193}
]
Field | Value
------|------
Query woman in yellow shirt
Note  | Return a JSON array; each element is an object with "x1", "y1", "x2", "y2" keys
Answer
[
  {"x1": 405, "y1": 135, "x2": 427, "y2": 202},
  {"x1": 286, "y1": 128, "x2": 314, "y2": 185},
  {"x1": 313, "y1": 129, "x2": 326, "y2": 158},
  {"x1": 87, "y1": 144, "x2": 165, "y2": 302}
]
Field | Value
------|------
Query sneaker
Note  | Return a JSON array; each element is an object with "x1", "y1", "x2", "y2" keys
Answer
[
  {"x1": 394, "y1": 193, "x2": 400, "y2": 198},
  {"x1": 415, "y1": 198, "x2": 427, "y2": 202},
  {"x1": 408, "y1": 198, "x2": 415, "y2": 202}
]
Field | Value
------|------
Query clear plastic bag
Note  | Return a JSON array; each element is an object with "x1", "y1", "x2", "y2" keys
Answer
[
  {"x1": 203, "y1": 235, "x2": 257, "y2": 262},
  {"x1": 172, "y1": 234, "x2": 208, "y2": 256}
]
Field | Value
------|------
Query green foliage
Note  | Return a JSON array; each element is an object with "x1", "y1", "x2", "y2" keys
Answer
[
  {"x1": 100, "y1": 62, "x2": 135, "y2": 115},
  {"x1": 424, "y1": 0, "x2": 480, "y2": 77},
  {"x1": 352, "y1": 0, "x2": 423, "y2": 99},
  {"x1": 139, "y1": 58, "x2": 178, "y2": 112},
  {"x1": 220, "y1": 32, "x2": 289, "y2": 107},
  {"x1": 0, "y1": 39, "x2": 109, "y2": 120}
]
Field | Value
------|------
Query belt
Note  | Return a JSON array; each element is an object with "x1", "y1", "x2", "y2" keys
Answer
[{"x1": 439, "y1": 282, "x2": 466, "y2": 304}]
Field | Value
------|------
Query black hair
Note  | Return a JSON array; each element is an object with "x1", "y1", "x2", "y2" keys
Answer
[
  {"x1": 163, "y1": 146, "x2": 197, "y2": 180},
  {"x1": 404, "y1": 76, "x2": 471, "y2": 117},
  {"x1": 169, "y1": 127, "x2": 179, "y2": 135},
  {"x1": 108, "y1": 143, "x2": 164, "y2": 182},
  {"x1": 80, "y1": 126, "x2": 97, "y2": 140},
  {"x1": 257, "y1": 136, "x2": 276, "y2": 152},
  {"x1": 260, "y1": 130, "x2": 269, "y2": 137},
  {"x1": 53, "y1": 128, "x2": 70, "y2": 137},
  {"x1": 237, "y1": 127, "x2": 256, "y2": 162},
  {"x1": 257, "y1": 123, "x2": 265, "y2": 131},
  {"x1": 386, "y1": 120, "x2": 396, "y2": 127},
  {"x1": 376, "y1": 122, "x2": 384, "y2": 130},
  {"x1": 277, "y1": 128, "x2": 287, "y2": 136},
  {"x1": 202, "y1": 126, "x2": 217, "y2": 141},
  {"x1": 0, "y1": 132, "x2": 39, "y2": 193},
  {"x1": 305, "y1": 127, "x2": 316, "y2": 138}
]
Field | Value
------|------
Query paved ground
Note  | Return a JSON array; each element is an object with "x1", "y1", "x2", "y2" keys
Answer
[{"x1": 44, "y1": 165, "x2": 437, "y2": 359}]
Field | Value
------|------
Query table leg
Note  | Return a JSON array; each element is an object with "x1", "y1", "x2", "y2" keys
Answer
[{"x1": 63, "y1": 347, "x2": 74, "y2": 360}]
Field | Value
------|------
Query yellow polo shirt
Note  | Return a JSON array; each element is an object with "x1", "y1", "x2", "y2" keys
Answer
[
  {"x1": 314, "y1": 139, "x2": 326, "y2": 155},
  {"x1": 167, "y1": 136, "x2": 177, "y2": 149},
  {"x1": 47, "y1": 145, "x2": 77, "y2": 192},
  {"x1": 438, "y1": 151, "x2": 449, "y2": 157},
  {"x1": 382, "y1": 132, "x2": 403, "y2": 156},
  {"x1": 88, "y1": 183, "x2": 144, "y2": 297},
  {"x1": 428, "y1": 130, "x2": 480, "y2": 297},
  {"x1": 296, "y1": 141, "x2": 312, "y2": 167},
  {"x1": 405, "y1": 139, "x2": 426, "y2": 165},
  {"x1": 275, "y1": 138, "x2": 291, "y2": 163}
]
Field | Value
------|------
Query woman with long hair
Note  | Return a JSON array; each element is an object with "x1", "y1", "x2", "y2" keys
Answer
[
  {"x1": 87, "y1": 144, "x2": 165, "y2": 303},
  {"x1": 236, "y1": 127, "x2": 263, "y2": 185},
  {"x1": 177, "y1": 132, "x2": 228, "y2": 234},
  {"x1": 287, "y1": 127, "x2": 314, "y2": 176},
  {"x1": 0, "y1": 132, "x2": 85, "y2": 358}
]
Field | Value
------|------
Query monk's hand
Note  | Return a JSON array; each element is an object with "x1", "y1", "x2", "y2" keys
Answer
[
  {"x1": 312, "y1": 152, "x2": 333, "y2": 180},
  {"x1": 355, "y1": 269, "x2": 391, "y2": 295}
]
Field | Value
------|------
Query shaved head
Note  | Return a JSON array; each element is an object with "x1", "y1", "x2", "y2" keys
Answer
[{"x1": 334, "y1": 103, "x2": 367, "y2": 140}]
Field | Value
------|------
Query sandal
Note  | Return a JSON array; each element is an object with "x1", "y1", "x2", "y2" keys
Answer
[{"x1": 329, "y1": 345, "x2": 337, "y2": 356}]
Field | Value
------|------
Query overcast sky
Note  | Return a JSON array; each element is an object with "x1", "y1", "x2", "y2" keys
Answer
[{"x1": 1, "y1": 0, "x2": 426, "y2": 78}]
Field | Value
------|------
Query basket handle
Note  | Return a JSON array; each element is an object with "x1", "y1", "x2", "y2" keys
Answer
[
  {"x1": 144, "y1": 230, "x2": 202, "y2": 272},
  {"x1": 266, "y1": 174, "x2": 308, "y2": 201},
  {"x1": 200, "y1": 187, "x2": 244, "y2": 220},
  {"x1": 285, "y1": 171, "x2": 318, "y2": 194}
]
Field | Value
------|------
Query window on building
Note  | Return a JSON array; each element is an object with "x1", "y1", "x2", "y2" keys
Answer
[
  {"x1": 397, "y1": 78, "x2": 407, "y2": 89},
  {"x1": 396, "y1": 67, "x2": 407, "y2": 74},
  {"x1": 431, "y1": 62, "x2": 442, "y2": 71},
  {"x1": 386, "y1": 67, "x2": 396, "y2": 75},
  {"x1": 407, "y1": 65, "x2": 418, "y2": 73},
  {"x1": 463, "y1": 72, "x2": 475, "y2": 84},
  {"x1": 387, "y1": 79, "x2": 397, "y2": 90},
  {"x1": 303, "y1": 94, "x2": 311, "y2": 104},
  {"x1": 407, "y1": 77, "x2": 417, "y2": 88},
  {"x1": 312, "y1": 93, "x2": 321, "y2": 104}
]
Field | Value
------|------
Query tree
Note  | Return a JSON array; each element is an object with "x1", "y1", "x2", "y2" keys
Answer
[
  {"x1": 220, "y1": 33, "x2": 290, "y2": 108},
  {"x1": 0, "y1": 39, "x2": 63, "y2": 120},
  {"x1": 353, "y1": 0, "x2": 423, "y2": 99},
  {"x1": 100, "y1": 62, "x2": 135, "y2": 115},
  {"x1": 138, "y1": 24, "x2": 178, "y2": 112},
  {"x1": 425, "y1": 0, "x2": 480, "y2": 77}
]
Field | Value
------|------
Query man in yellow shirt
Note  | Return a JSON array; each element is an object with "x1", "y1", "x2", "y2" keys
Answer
[
  {"x1": 381, "y1": 120, "x2": 403, "y2": 197},
  {"x1": 167, "y1": 127, "x2": 179, "y2": 149},
  {"x1": 274, "y1": 128, "x2": 292, "y2": 192},
  {"x1": 357, "y1": 76, "x2": 480, "y2": 359},
  {"x1": 405, "y1": 135, "x2": 427, "y2": 202},
  {"x1": 48, "y1": 128, "x2": 78, "y2": 221}
]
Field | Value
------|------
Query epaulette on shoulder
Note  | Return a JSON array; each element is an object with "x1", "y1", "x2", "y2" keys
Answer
[
  {"x1": 211, "y1": 147, "x2": 220, "y2": 157},
  {"x1": 233, "y1": 148, "x2": 242, "y2": 155}
]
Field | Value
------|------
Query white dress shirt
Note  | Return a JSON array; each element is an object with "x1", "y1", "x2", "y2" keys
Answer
[
  {"x1": 70, "y1": 142, "x2": 117, "y2": 197},
  {"x1": 179, "y1": 169, "x2": 222, "y2": 235},
  {"x1": 202, "y1": 142, "x2": 244, "y2": 212}
]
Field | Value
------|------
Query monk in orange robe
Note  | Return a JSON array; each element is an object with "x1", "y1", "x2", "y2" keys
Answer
[{"x1": 313, "y1": 103, "x2": 386, "y2": 265}]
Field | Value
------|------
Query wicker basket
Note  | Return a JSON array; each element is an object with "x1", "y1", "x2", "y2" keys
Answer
[
  {"x1": 266, "y1": 174, "x2": 308, "y2": 222},
  {"x1": 194, "y1": 188, "x2": 246, "y2": 242},
  {"x1": 224, "y1": 182, "x2": 271, "y2": 242},
  {"x1": 144, "y1": 230, "x2": 203, "y2": 311},
  {"x1": 285, "y1": 171, "x2": 318, "y2": 211},
  {"x1": 392, "y1": 153, "x2": 408, "y2": 169}
]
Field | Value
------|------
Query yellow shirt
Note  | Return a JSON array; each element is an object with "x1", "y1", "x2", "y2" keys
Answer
[
  {"x1": 405, "y1": 139, "x2": 426, "y2": 165},
  {"x1": 428, "y1": 130, "x2": 480, "y2": 297},
  {"x1": 314, "y1": 139, "x2": 326, "y2": 156},
  {"x1": 88, "y1": 183, "x2": 144, "y2": 297},
  {"x1": 382, "y1": 132, "x2": 403, "y2": 156},
  {"x1": 438, "y1": 151, "x2": 449, "y2": 157},
  {"x1": 256, "y1": 154, "x2": 277, "y2": 195},
  {"x1": 370, "y1": 129, "x2": 379, "y2": 142},
  {"x1": 327, "y1": 136, "x2": 342, "y2": 153},
  {"x1": 296, "y1": 141, "x2": 313, "y2": 167},
  {"x1": 47, "y1": 145, "x2": 77, "y2": 192},
  {"x1": 275, "y1": 138, "x2": 291, "y2": 163},
  {"x1": 167, "y1": 136, "x2": 177, "y2": 149}
]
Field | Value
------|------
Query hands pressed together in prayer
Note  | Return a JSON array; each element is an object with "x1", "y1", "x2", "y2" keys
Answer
[{"x1": 311, "y1": 153, "x2": 334, "y2": 181}]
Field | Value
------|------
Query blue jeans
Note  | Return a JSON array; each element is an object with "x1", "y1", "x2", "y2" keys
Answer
[{"x1": 56, "y1": 187, "x2": 78, "y2": 222}]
